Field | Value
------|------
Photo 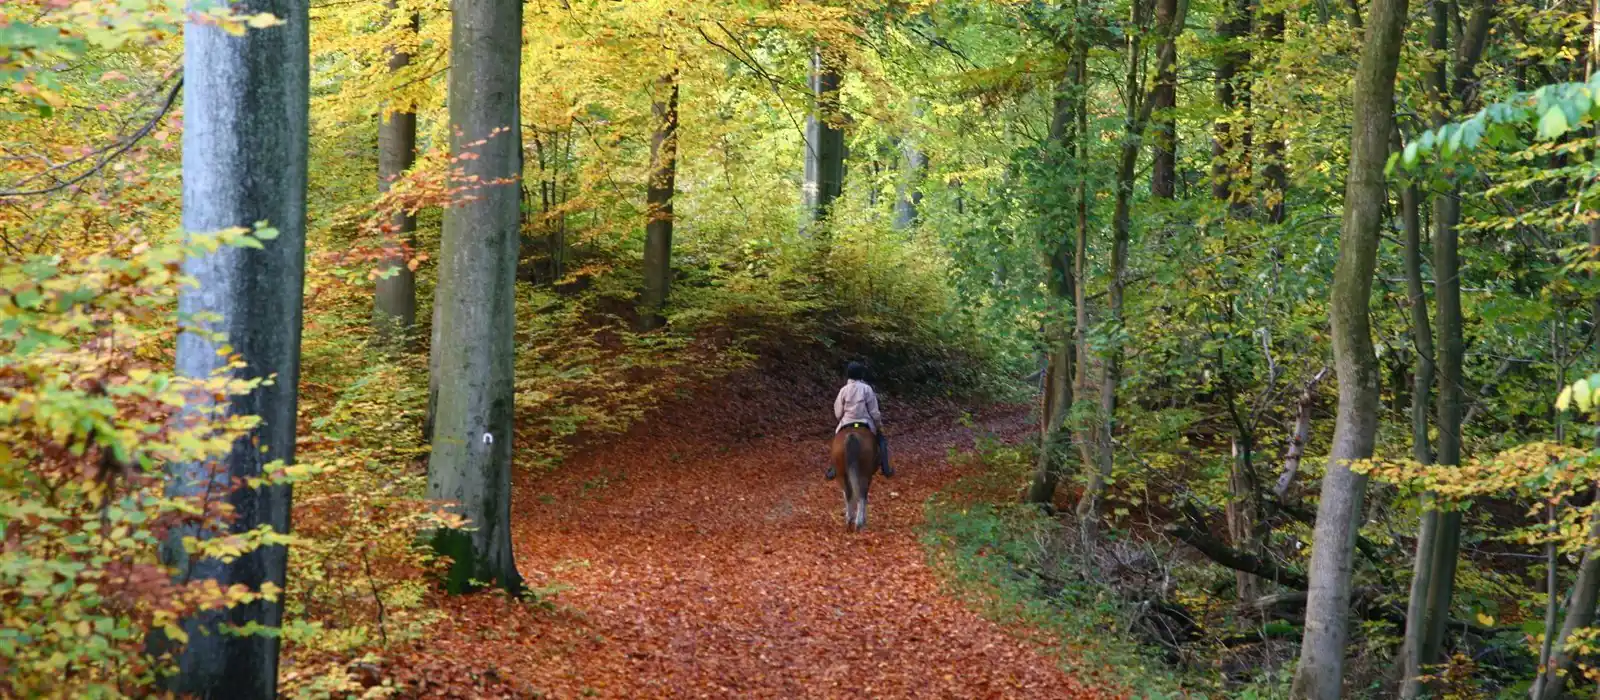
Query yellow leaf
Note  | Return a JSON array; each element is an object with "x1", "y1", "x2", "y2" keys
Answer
[
  {"x1": 246, "y1": 12, "x2": 283, "y2": 28},
  {"x1": 1476, "y1": 612, "x2": 1495, "y2": 626}
]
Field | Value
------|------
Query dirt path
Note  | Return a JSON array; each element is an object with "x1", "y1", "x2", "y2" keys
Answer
[{"x1": 401, "y1": 405, "x2": 1117, "y2": 698}]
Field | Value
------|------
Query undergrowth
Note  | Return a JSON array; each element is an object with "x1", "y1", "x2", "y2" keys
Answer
[{"x1": 920, "y1": 431, "x2": 1292, "y2": 700}]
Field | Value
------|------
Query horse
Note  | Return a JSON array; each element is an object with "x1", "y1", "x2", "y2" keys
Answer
[{"x1": 830, "y1": 423, "x2": 878, "y2": 531}]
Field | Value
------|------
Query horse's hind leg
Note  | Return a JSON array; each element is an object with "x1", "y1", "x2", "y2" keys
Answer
[
  {"x1": 857, "y1": 478, "x2": 870, "y2": 530},
  {"x1": 841, "y1": 475, "x2": 855, "y2": 532}
]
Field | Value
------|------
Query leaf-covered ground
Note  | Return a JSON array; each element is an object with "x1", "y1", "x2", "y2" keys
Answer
[{"x1": 384, "y1": 379, "x2": 1120, "y2": 698}]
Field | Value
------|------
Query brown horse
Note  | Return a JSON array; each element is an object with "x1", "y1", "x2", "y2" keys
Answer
[{"x1": 830, "y1": 424, "x2": 878, "y2": 531}]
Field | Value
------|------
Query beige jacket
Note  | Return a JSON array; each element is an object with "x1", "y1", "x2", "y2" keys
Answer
[{"x1": 834, "y1": 379, "x2": 883, "y2": 433}]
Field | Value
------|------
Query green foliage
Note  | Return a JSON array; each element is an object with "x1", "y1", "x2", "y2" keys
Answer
[{"x1": 0, "y1": 231, "x2": 302, "y2": 697}]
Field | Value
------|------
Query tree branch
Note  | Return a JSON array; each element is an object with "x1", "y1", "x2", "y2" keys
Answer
[{"x1": 1, "y1": 75, "x2": 183, "y2": 199}]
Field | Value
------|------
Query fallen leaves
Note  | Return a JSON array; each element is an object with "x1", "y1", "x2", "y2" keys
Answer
[{"x1": 373, "y1": 381, "x2": 1123, "y2": 698}]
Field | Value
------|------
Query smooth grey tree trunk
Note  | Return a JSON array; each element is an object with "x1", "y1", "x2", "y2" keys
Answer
[
  {"x1": 802, "y1": 48, "x2": 845, "y2": 233},
  {"x1": 1289, "y1": 0, "x2": 1408, "y2": 693},
  {"x1": 375, "y1": 6, "x2": 419, "y2": 349},
  {"x1": 893, "y1": 100, "x2": 926, "y2": 230},
  {"x1": 1397, "y1": 176, "x2": 1441, "y2": 698},
  {"x1": 161, "y1": 0, "x2": 308, "y2": 696},
  {"x1": 426, "y1": 0, "x2": 523, "y2": 595},
  {"x1": 639, "y1": 69, "x2": 678, "y2": 331},
  {"x1": 1402, "y1": 5, "x2": 1493, "y2": 691}
]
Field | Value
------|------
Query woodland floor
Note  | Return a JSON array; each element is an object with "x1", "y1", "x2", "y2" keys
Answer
[{"x1": 388, "y1": 375, "x2": 1121, "y2": 699}]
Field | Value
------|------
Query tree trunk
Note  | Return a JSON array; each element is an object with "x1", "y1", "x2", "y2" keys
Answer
[
  {"x1": 1259, "y1": 6, "x2": 1288, "y2": 223},
  {"x1": 1028, "y1": 77, "x2": 1080, "y2": 507},
  {"x1": 802, "y1": 48, "x2": 845, "y2": 233},
  {"x1": 1534, "y1": 119, "x2": 1600, "y2": 700},
  {"x1": 1539, "y1": 516, "x2": 1600, "y2": 699},
  {"x1": 639, "y1": 69, "x2": 678, "y2": 331},
  {"x1": 1402, "y1": 4, "x2": 1494, "y2": 690},
  {"x1": 1077, "y1": 0, "x2": 1188, "y2": 545},
  {"x1": 1288, "y1": 0, "x2": 1408, "y2": 694},
  {"x1": 1228, "y1": 437, "x2": 1261, "y2": 601},
  {"x1": 374, "y1": 6, "x2": 418, "y2": 349},
  {"x1": 1150, "y1": 0, "x2": 1179, "y2": 200},
  {"x1": 1029, "y1": 337, "x2": 1075, "y2": 505},
  {"x1": 894, "y1": 102, "x2": 926, "y2": 230},
  {"x1": 426, "y1": 0, "x2": 523, "y2": 595},
  {"x1": 1212, "y1": 0, "x2": 1251, "y2": 212},
  {"x1": 160, "y1": 0, "x2": 308, "y2": 695},
  {"x1": 1396, "y1": 172, "x2": 1441, "y2": 697}
]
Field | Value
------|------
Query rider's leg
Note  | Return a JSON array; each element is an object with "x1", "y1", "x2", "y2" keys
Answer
[
  {"x1": 825, "y1": 432, "x2": 837, "y2": 480},
  {"x1": 877, "y1": 432, "x2": 892, "y2": 477}
]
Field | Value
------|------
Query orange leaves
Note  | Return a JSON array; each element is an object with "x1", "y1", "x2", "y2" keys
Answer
[{"x1": 365, "y1": 395, "x2": 1109, "y2": 697}]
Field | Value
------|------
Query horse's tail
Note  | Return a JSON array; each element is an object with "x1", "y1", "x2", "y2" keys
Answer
[{"x1": 845, "y1": 433, "x2": 862, "y2": 477}]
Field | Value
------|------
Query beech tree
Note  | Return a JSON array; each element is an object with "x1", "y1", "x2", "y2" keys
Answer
[
  {"x1": 374, "y1": 5, "x2": 420, "y2": 349},
  {"x1": 1291, "y1": 0, "x2": 1410, "y2": 694},
  {"x1": 802, "y1": 47, "x2": 845, "y2": 232},
  {"x1": 639, "y1": 68, "x2": 679, "y2": 331},
  {"x1": 162, "y1": 0, "x2": 309, "y2": 695},
  {"x1": 425, "y1": 0, "x2": 524, "y2": 594}
]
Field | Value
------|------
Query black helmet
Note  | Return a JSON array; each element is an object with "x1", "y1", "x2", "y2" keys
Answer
[{"x1": 846, "y1": 361, "x2": 867, "y2": 380}]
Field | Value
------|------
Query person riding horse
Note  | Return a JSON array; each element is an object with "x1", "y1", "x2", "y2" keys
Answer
[{"x1": 826, "y1": 361, "x2": 891, "y2": 480}]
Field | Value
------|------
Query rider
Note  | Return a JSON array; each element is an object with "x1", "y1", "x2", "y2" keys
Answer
[{"x1": 826, "y1": 361, "x2": 892, "y2": 480}]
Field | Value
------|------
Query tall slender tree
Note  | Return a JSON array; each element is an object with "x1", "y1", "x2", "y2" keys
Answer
[
  {"x1": 426, "y1": 0, "x2": 524, "y2": 594},
  {"x1": 1028, "y1": 68, "x2": 1082, "y2": 507},
  {"x1": 1077, "y1": 0, "x2": 1188, "y2": 543},
  {"x1": 802, "y1": 47, "x2": 845, "y2": 232},
  {"x1": 1290, "y1": 0, "x2": 1410, "y2": 693},
  {"x1": 893, "y1": 101, "x2": 927, "y2": 231},
  {"x1": 639, "y1": 67, "x2": 679, "y2": 331},
  {"x1": 1258, "y1": 2, "x2": 1288, "y2": 223},
  {"x1": 162, "y1": 0, "x2": 309, "y2": 695},
  {"x1": 1212, "y1": 0, "x2": 1252, "y2": 213},
  {"x1": 1150, "y1": 0, "x2": 1179, "y2": 200},
  {"x1": 1400, "y1": 4, "x2": 1494, "y2": 692},
  {"x1": 375, "y1": 4, "x2": 419, "y2": 349}
]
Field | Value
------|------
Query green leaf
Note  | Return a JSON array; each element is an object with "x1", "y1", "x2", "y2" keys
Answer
[
  {"x1": 1538, "y1": 106, "x2": 1570, "y2": 140},
  {"x1": 1403, "y1": 140, "x2": 1420, "y2": 167}
]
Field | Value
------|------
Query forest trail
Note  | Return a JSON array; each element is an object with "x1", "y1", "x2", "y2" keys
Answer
[{"x1": 406, "y1": 401, "x2": 1118, "y2": 699}]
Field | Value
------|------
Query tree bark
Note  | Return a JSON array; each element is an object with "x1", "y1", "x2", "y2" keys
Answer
[
  {"x1": 1402, "y1": 4, "x2": 1494, "y2": 691},
  {"x1": 802, "y1": 48, "x2": 845, "y2": 233},
  {"x1": 1275, "y1": 367, "x2": 1330, "y2": 499},
  {"x1": 1212, "y1": 0, "x2": 1252, "y2": 213},
  {"x1": 1029, "y1": 75, "x2": 1080, "y2": 507},
  {"x1": 1259, "y1": 6, "x2": 1288, "y2": 223},
  {"x1": 426, "y1": 0, "x2": 524, "y2": 595},
  {"x1": 1535, "y1": 107, "x2": 1600, "y2": 699},
  {"x1": 160, "y1": 0, "x2": 308, "y2": 695},
  {"x1": 894, "y1": 99, "x2": 926, "y2": 230},
  {"x1": 1396, "y1": 169, "x2": 1441, "y2": 697},
  {"x1": 639, "y1": 69, "x2": 678, "y2": 331},
  {"x1": 1150, "y1": 0, "x2": 1179, "y2": 200},
  {"x1": 1029, "y1": 337, "x2": 1075, "y2": 505},
  {"x1": 374, "y1": 5, "x2": 418, "y2": 349},
  {"x1": 1289, "y1": 0, "x2": 1408, "y2": 694}
]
